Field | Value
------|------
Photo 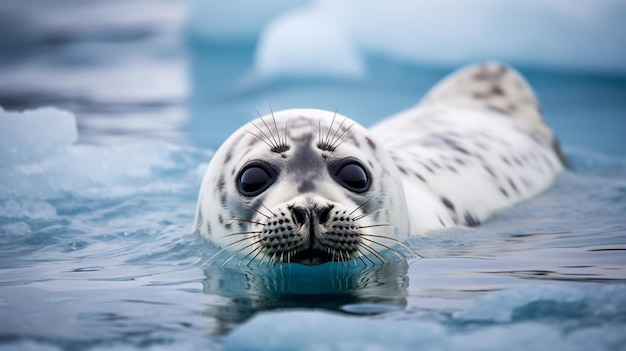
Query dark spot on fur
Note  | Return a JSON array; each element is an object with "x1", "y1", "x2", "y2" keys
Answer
[
  {"x1": 508, "y1": 177, "x2": 519, "y2": 194},
  {"x1": 365, "y1": 136, "x2": 377, "y2": 150},
  {"x1": 420, "y1": 162, "x2": 434, "y2": 173},
  {"x1": 430, "y1": 159, "x2": 441, "y2": 169},
  {"x1": 491, "y1": 86, "x2": 505, "y2": 96},
  {"x1": 500, "y1": 187, "x2": 509, "y2": 197},
  {"x1": 441, "y1": 197, "x2": 456, "y2": 213},
  {"x1": 464, "y1": 212, "x2": 481, "y2": 226},
  {"x1": 398, "y1": 166, "x2": 408, "y2": 175},
  {"x1": 220, "y1": 191, "x2": 227, "y2": 208},
  {"x1": 413, "y1": 171, "x2": 427, "y2": 183},
  {"x1": 487, "y1": 105, "x2": 509, "y2": 115},
  {"x1": 218, "y1": 214, "x2": 224, "y2": 224},
  {"x1": 483, "y1": 165, "x2": 497, "y2": 179},
  {"x1": 224, "y1": 150, "x2": 232, "y2": 163}
]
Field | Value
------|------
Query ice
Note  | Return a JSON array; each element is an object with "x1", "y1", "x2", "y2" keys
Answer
[
  {"x1": 224, "y1": 284, "x2": 626, "y2": 351},
  {"x1": 459, "y1": 283, "x2": 626, "y2": 323},
  {"x1": 254, "y1": 7, "x2": 365, "y2": 79},
  {"x1": 247, "y1": 0, "x2": 626, "y2": 78},
  {"x1": 0, "y1": 106, "x2": 77, "y2": 166},
  {"x1": 0, "y1": 106, "x2": 208, "y2": 202}
]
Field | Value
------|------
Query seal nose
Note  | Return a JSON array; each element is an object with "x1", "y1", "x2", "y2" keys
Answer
[
  {"x1": 291, "y1": 206, "x2": 308, "y2": 226},
  {"x1": 291, "y1": 205, "x2": 333, "y2": 226},
  {"x1": 315, "y1": 205, "x2": 332, "y2": 224}
]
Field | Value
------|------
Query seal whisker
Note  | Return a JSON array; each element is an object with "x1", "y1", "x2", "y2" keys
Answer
[
  {"x1": 257, "y1": 249, "x2": 270, "y2": 267},
  {"x1": 228, "y1": 217, "x2": 266, "y2": 226},
  {"x1": 218, "y1": 235, "x2": 259, "y2": 249},
  {"x1": 359, "y1": 242, "x2": 389, "y2": 264},
  {"x1": 246, "y1": 246, "x2": 265, "y2": 267},
  {"x1": 324, "y1": 109, "x2": 338, "y2": 148},
  {"x1": 267, "y1": 251, "x2": 278, "y2": 267},
  {"x1": 353, "y1": 208, "x2": 385, "y2": 221},
  {"x1": 360, "y1": 236, "x2": 405, "y2": 260},
  {"x1": 359, "y1": 223, "x2": 397, "y2": 229},
  {"x1": 256, "y1": 110, "x2": 280, "y2": 151},
  {"x1": 357, "y1": 248, "x2": 376, "y2": 266},
  {"x1": 222, "y1": 238, "x2": 264, "y2": 266},
  {"x1": 234, "y1": 242, "x2": 265, "y2": 266},
  {"x1": 259, "y1": 202, "x2": 277, "y2": 217},
  {"x1": 327, "y1": 115, "x2": 347, "y2": 149},
  {"x1": 359, "y1": 233, "x2": 421, "y2": 258},
  {"x1": 349, "y1": 196, "x2": 376, "y2": 216},
  {"x1": 215, "y1": 231, "x2": 262, "y2": 242},
  {"x1": 204, "y1": 235, "x2": 258, "y2": 264},
  {"x1": 251, "y1": 115, "x2": 277, "y2": 149},
  {"x1": 243, "y1": 203, "x2": 272, "y2": 219},
  {"x1": 355, "y1": 252, "x2": 368, "y2": 266},
  {"x1": 246, "y1": 130, "x2": 275, "y2": 150},
  {"x1": 329, "y1": 121, "x2": 355, "y2": 150}
]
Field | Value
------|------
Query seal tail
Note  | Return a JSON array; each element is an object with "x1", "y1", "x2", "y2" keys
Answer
[{"x1": 420, "y1": 62, "x2": 566, "y2": 164}]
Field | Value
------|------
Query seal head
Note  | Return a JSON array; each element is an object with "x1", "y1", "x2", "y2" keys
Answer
[{"x1": 194, "y1": 109, "x2": 410, "y2": 265}]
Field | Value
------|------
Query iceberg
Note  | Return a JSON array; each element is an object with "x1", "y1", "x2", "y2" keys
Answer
[{"x1": 187, "y1": 0, "x2": 626, "y2": 78}]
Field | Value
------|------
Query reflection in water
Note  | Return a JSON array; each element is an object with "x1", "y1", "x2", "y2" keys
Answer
[{"x1": 201, "y1": 261, "x2": 409, "y2": 334}]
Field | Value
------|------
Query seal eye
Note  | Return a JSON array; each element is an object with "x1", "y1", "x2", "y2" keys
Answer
[
  {"x1": 332, "y1": 159, "x2": 370, "y2": 193},
  {"x1": 237, "y1": 162, "x2": 277, "y2": 196}
]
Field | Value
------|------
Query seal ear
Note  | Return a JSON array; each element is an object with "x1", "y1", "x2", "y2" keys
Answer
[{"x1": 420, "y1": 61, "x2": 565, "y2": 164}]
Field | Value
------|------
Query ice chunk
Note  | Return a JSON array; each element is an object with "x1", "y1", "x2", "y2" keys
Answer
[
  {"x1": 0, "y1": 105, "x2": 208, "y2": 201},
  {"x1": 459, "y1": 283, "x2": 626, "y2": 322},
  {"x1": 224, "y1": 310, "x2": 446, "y2": 351},
  {"x1": 0, "y1": 106, "x2": 77, "y2": 166},
  {"x1": 225, "y1": 284, "x2": 626, "y2": 351},
  {"x1": 254, "y1": 7, "x2": 365, "y2": 79}
]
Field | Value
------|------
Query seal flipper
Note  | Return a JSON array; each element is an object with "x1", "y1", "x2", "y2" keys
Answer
[{"x1": 420, "y1": 62, "x2": 565, "y2": 164}]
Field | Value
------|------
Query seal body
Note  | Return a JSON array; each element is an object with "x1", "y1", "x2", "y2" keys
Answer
[{"x1": 194, "y1": 62, "x2": 563, "y2": 265}]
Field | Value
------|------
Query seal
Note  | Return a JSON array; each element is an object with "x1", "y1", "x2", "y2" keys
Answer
[{"x1": 193, "y1": 62, "x2": 564, "y2": 265}]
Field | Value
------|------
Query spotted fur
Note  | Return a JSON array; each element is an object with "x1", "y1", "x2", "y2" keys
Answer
[
  {"x1": 193, "y1": 62, "x2": 563, "y2": 265},
  {"x1": 370, "y1": 61, "x2": 563, "y2": 233}
]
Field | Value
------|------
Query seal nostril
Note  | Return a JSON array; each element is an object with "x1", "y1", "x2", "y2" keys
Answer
[
  {"x1": 291, "y1": 206, "x2": 308, "y2": 226},
  {"x1": 315, "y1": 205, "x2": 332, "y2": 224}
]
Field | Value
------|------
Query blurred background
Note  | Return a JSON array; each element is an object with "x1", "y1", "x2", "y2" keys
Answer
[{"x1": 1, "y1": 0, "x2": 625, "y2": 154}]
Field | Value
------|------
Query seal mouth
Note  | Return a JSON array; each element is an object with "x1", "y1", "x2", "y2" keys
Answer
[{"x1": 290, "y1": 249, "x2": 334, "y2": 266}]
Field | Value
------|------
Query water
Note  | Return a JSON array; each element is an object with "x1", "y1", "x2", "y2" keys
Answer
[{"x1": 1, "y1": 1, "x2": 626, "y2": 350}]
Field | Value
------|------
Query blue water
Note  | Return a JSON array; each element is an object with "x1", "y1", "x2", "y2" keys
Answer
[{"x1": 1, "y1": 1, "x2": 626, "y2": 350}]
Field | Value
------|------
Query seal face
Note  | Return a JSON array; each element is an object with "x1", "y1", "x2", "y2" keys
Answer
[
  {"x1": 194, "y1": 62, "x2": 564, "y2": 265},
  {"x1": 194, "y1": 109, "x2": 410, "y2": 265}
]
